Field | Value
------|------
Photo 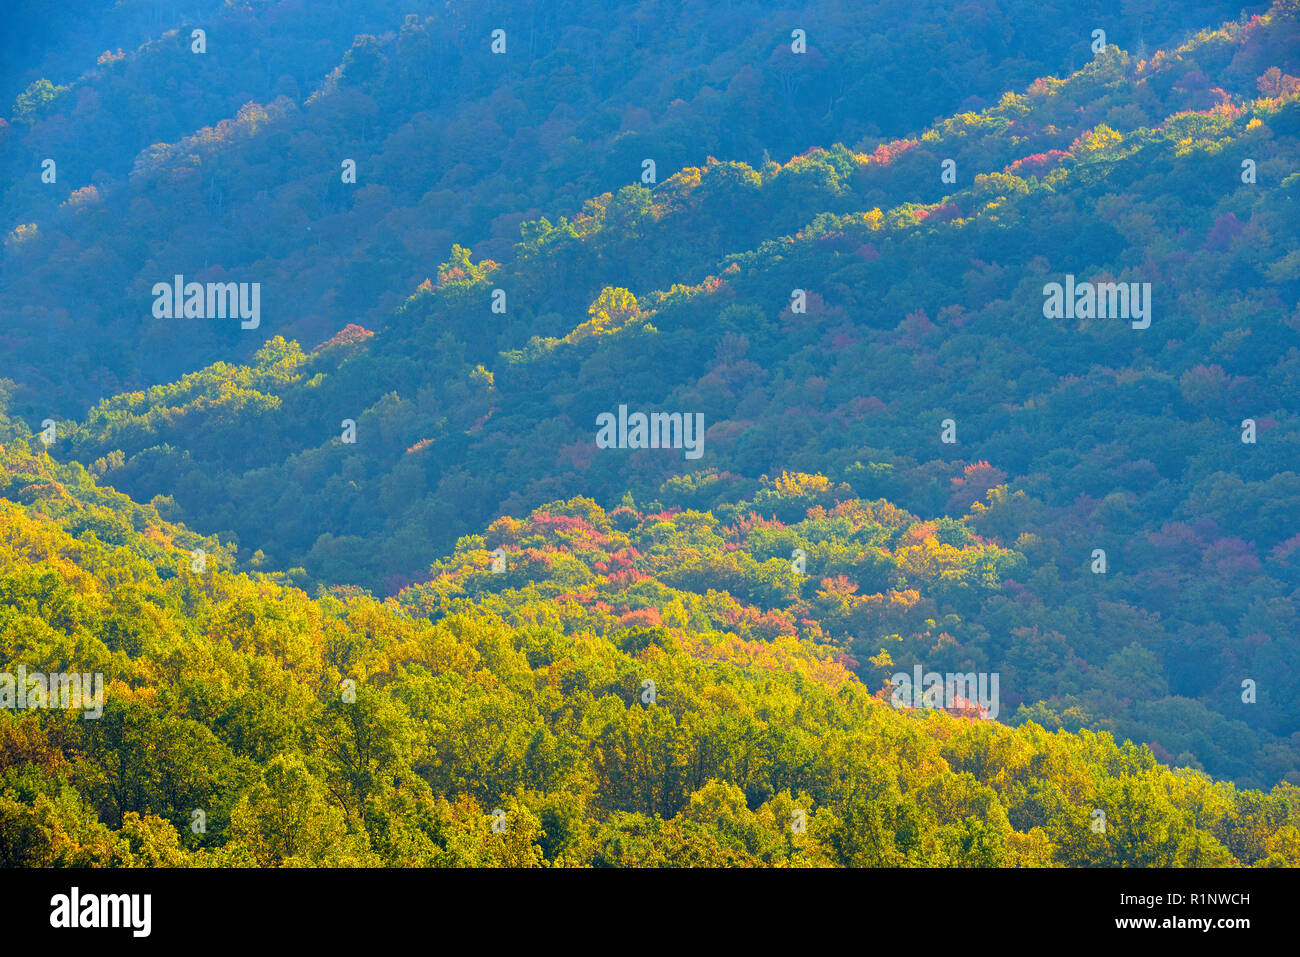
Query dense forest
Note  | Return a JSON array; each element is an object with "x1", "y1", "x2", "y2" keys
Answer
[
  {"x1": 2, "y1": 441, "x2": 1298, "y2": 866},
  {"x1": 0, "y1": 0, "x2": 1276, "y2": 406},
  {"x1": 1, "y1": 0, "x2": 1298, "y2": 866}
]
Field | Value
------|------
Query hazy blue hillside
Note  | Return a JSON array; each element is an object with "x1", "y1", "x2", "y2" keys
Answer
[{"x1": 0, "y1": 0, "x2": 1265, "y2": 410}]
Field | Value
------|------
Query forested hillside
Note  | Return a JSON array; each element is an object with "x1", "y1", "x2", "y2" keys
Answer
[
  {"x1": 14, "y1": 5, "x2": 1298, "y2": 788},
  {"x1": 0, "y1": 0, "x2": 1267, "y2": 407},
  {"x1": 2, "y1": 440, "x2": 1298, "y2": 866},
  {"x1": 1, "y1": 0, "x2": 1298, "y2": 868}
]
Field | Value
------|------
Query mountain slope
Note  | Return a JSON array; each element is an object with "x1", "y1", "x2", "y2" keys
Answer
[
  {"x1": 2, "y1": 439, "x2": 1297, "y2": 867},
  {"x1": 16, "y1": 4, "x2": 1300, "y2": 787},
  {"x1": 0, "y1": 0, "x2": 1267, "y2": 408}
]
